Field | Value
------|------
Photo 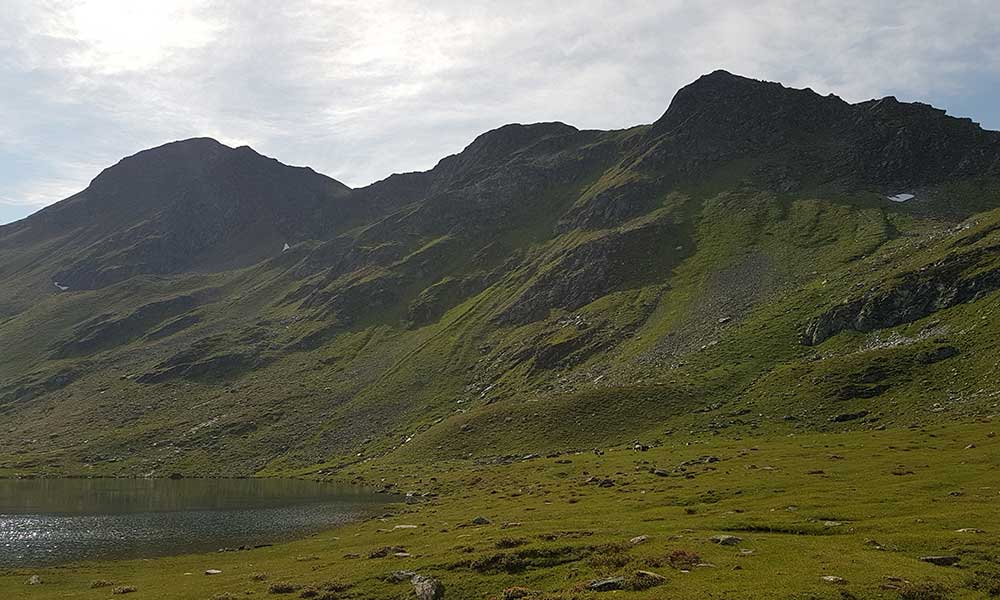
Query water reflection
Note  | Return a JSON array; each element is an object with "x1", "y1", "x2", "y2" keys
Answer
[{"x1": 0, "y1": 478, "x2": 387, "y2": 567}]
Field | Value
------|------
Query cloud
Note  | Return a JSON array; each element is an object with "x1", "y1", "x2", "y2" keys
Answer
[{"x1": 1, "y1": 0, "x2": 998, "y2": 224}]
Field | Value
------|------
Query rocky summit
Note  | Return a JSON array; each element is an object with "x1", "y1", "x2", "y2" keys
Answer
[{"x1": 1, "y1": 70, "x2": 1000, "y2": 480}]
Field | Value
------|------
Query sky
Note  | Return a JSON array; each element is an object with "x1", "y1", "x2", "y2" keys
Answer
[{"x1": 1, "y1": 1, "x2": 999, "y2": 225}]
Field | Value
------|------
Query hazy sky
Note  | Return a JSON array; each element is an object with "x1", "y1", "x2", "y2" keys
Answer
[{"x1": 2, "y1": 1, "x2": 999, "y2": 225}]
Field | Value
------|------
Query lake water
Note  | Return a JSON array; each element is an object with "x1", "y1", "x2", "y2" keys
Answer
[{"x1": 0, "y1": 478, "x2": 388, "y2": 567}]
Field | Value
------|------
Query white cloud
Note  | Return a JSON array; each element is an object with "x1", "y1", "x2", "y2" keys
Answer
[
  {"x1": 0, "y1": 0, "x2": 998, "y2": 223},
  {"x1": 54, "y1": 0, "x2": 221, "y2": 73}
]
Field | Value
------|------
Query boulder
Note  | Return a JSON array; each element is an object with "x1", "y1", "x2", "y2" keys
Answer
[
  {"x1": 588, "y1": 577, "x2": 625, "y2": 592},
  {"x1": 386, "y1": 570, "x2": 415, "y2": 583},
  {"x1": 709, "y1": 534, "x2": 743, "y2": 546},
  {"x1": 412, "y1": 575, "x2": 445, "y2": 600},
  {"x1": 633, "y1": 570, "x2": 667, "y2": 583}
]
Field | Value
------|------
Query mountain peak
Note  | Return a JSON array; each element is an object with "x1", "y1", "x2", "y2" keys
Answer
[
  {"x1": 460, "y1": 122, "x2": 578, "y2": 160},
  {"x1": 642, "y1": 70, "x2": 1000, "y2": 191},
  {"x1": 651, "y1": 71, "x2": 847, "y2": 138},
  {"x1": 432, "y1": 121, "x2": 580, "y2": 180},
  {"x1": 11, "y1": 136, "x2": 353, "y2": 290},
  {"x1": 89, "y1": 137, "x2": 230, "y2": 190}
]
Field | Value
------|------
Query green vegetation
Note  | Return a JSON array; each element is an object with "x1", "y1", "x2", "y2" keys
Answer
[{"x1": 4, "y1": 420, "x2": 999, "y2": 599}]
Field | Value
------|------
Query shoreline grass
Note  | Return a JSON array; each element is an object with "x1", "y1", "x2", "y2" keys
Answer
[{"x1": 4, "y1": 419, "x2": 998, "y2": 599}]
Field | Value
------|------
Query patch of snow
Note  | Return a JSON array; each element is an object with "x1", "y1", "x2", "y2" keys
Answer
[
  {"x1": 282, "y1": 242, "x2": 290, "y2": 252},
  {"x1": 53, "y1": 281, "x2": 69, "y2": 291},
  {"x1": 887, "y1": 193, "x2": 915, "y2": 203}
]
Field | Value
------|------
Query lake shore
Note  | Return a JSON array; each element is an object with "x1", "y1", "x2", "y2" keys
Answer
[{"x1": 2, "y1": 420, "x2": 998, "y2": 599}]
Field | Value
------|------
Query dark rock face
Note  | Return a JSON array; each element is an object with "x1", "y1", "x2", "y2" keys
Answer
[
  {"x1": 835, "y1": 384, "x2": 890, "y2": 401},
  {"x1": 44, "y1": 139, "x2": 353, "y2": 290},
  {"x1": 137, "y1": 350, "x2": 262, "y2": 384},
  {"x1": 407, "y1": 274, "x2": 492, "y2": 326},
  {"x1": 556, "y1": 179, "x2": 661, "y2": 231},
  {"x1": 54, "y1": 294, "x2": 203, "y2": 357},
  {"x1": 494, "y1": 212, "x2": 690, "y2": 325},
  {"x1": 646, "y1": 70, "x2": 1000, "y2": 190},
  {"x1": 802, "y1": 248, "x2": 1000, "y2": 345},
  {"x1": 918, "y1": 345, "x2": 960, "y2": 364}
]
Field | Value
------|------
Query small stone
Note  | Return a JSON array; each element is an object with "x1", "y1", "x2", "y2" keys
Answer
[
  {"x1": 27, "y1": 576, "x2": 41, "y2": 585},
  {"x1": 386, "y1": 570, "x2": 415, "y2": 583},
  {"x1": 588, "y1": 577, "x2": 625, "y2": 592},
  {"x1": 630, "y1": 535, "x2": 650, "y2": 545},
  {"x1": 920, "y1": 555, "x2": 960, "y2": 566},
  {"x1": 412, "y1": 575, "x2": 444, "y2": 600},
  {"x1": 393, "y1": 552, "x2": 412, "y2": 558},
  {"x1": 965, "y1": 443, "x2": 976, "y2": 449},
  {"x1": 112, "y1": 586, "x2": 137, "y2": 595},
  {"x1": 633, "y1": 570, "x2": 667, "y2": 584},
  {"x1": 956, "y1": 528, "x2": 985, "y2": 533},
  {"x1": 471, "y1": 516, "x2": 492, "y2": 525},
  {"x1": 393, "y1": 524, "x2": 418, "y2": 530},
  {"x1": 205, "y1": 569, "x2": 222, "y2": 575},
  {"x1": 709, "y1": 534, "x2": 743, "y2": 546},
  {"x1": 821, "y1": 576, "x2": 846, "y2": 584}
]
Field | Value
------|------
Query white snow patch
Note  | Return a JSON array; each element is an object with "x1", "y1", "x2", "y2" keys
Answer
[
  {"x1": 282, "y1": 242, "x2": 290, "y2": 252},
  {"x1": 53, "y1": 281, "x2": 69, "y2": 291},
  {"x1": 887, "y1": 193, "x2": 915, "y2": 203}
]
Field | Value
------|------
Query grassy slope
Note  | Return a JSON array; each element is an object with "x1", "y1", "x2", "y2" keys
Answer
[{"x1": 3, "y1": 186, "x2": 1000, "y2": 479}]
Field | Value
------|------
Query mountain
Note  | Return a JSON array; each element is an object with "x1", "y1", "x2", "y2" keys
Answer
[{"x1": 2, "y1": 70, "x2": 1000, "y2": 479}]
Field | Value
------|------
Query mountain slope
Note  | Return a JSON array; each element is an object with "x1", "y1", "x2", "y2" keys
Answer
[
  {"x1": 1, "y1": 71, "x2": 1000, "y2": 479},
  {"x1": 0, "y1": 139, "x2": 355, "y2": 303}
]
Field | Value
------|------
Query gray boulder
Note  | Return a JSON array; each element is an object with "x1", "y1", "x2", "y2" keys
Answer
[
  {"x1": 709, "y1": 534, "x2": 743, "y2": 546},
  {"x1": 413, "y1": 575, "x2": 445, "y2": 599}
]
